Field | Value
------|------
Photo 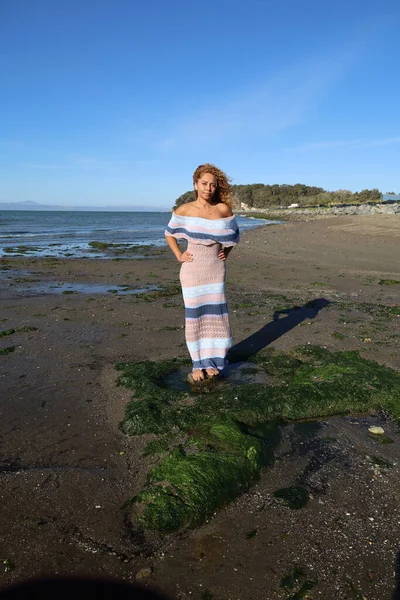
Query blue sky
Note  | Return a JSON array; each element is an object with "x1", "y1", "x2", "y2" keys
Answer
[{"x1": 1, "y1": 0, "x2": 400, "y2": 208}]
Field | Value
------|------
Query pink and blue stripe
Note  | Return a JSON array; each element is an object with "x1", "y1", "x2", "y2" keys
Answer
[{"x1": 165, "y1": 213, "x2": 239, "y2": 247}]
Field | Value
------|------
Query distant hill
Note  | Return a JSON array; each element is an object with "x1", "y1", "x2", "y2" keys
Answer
[{"x1": 0, "y1": 201, "x2": 169, "y2": 212}]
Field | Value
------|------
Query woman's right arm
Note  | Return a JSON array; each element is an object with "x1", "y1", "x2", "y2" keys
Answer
[{"x1": 165, "y1": 234, "x2": 193, "y2": 263}]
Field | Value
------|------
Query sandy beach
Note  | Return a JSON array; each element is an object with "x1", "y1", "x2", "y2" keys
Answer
[{"x1": 1, "y1": 214, "x2": 400, "y2": 599}]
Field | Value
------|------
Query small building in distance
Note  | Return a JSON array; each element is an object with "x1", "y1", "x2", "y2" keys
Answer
[{"x1": 382, "y1": 193, "x2": 400, "y2": 203}]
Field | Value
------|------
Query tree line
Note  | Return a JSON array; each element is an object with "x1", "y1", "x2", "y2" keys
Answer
[{"x1": 173, "y1": 184, "x2": 383, "y2": 210}]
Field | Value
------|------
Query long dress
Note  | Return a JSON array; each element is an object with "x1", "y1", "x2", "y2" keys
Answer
[{"x1": 165, "y1": 213, "x2": 240, "y2": 372}]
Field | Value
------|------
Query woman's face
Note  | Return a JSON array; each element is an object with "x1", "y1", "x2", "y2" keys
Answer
[{"x1": 195, "y1": 172, "x2": 217, "y2": 201}]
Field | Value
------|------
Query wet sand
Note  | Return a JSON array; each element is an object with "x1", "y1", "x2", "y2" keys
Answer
[{"x1": 1, "y1": 214, "x2": 400, "y2": 599}]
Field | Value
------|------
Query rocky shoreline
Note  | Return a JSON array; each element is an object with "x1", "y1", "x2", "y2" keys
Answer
[{"x1": 240, "y1": 201, "x2": 400, "y2": 221}]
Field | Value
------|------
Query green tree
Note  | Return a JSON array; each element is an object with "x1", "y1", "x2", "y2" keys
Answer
[{"x1": 173, "y1": 183, "x2": 382, "y2": 210}]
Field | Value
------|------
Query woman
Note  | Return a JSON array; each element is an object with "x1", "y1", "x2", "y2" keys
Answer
[{"x1": 165, "y1": 163, "x2": 239, "y2": 382}]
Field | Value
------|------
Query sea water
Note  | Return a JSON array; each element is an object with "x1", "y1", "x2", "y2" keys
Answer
[{"x1": 0, "y1": 211, "x2": 275, "y2": 258}]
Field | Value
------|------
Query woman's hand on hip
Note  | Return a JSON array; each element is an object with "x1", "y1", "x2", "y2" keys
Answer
[
  {"x1": 179, "y1": 251, "x2": 193, "y2": 263},
  {"x1": 218, "y1": 249, "x2": 227, "y2": 261}
]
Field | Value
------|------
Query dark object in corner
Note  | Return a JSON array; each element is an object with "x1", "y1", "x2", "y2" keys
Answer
[{"x1": 0, "y1": 578, "x2": 170, "y2": 600}]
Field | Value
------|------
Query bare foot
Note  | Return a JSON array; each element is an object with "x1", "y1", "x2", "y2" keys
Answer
[
  {"x1": 205, "y1": 368, "x2": 219, "y2": 378},
  {"x1": 192, "y1": 369, "x2": 205, "y2": 382}
]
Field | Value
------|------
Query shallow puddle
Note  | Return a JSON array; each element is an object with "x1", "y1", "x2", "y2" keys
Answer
[{"x1": 7, "y1": 280, "x2": 159, "y2": 296}]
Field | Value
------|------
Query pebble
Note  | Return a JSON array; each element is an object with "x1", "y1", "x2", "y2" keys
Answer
[
  {"x1": 136, "y1": 567, "x2": 153, "y2": 580},
  {"x1": 368, "y1": 426, "x2": 385, "y2": 435}
]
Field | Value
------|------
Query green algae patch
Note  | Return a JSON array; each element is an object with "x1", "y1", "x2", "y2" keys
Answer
[
  {"x1": 0, "y1": 346, "x2": 16, "y2": 355},
  {"x1": 0, "y1": 328, "x2": 19, "y2": 338},
  {"x1": 121, "y1": 347, "x2": 400, "y2": 433},
  {"x1": 136, "y1": 284, "x2": 181, "y2": 302},
  {"x1": 335, "y1": 300, "x2": 400, "y2": 319},
  {"x1": 0, "y1": 326, "x2": 38, "y2": 338},
  {"x1": 131, "y1": 417, "x2": 280, "y2": 532},
  {"x1": 369, "y1": 455, "x2": 393, "y2": 469},
  {"x1": 88, "y1": 241, "x2": 166, "y2": 256},
  {"x1": 116, "y1": 358, "x2": 190, "y2": 435},
  {"x1": 118, "y1": 346, "x2": 400, "y2": 531},
  {"x1": 378, "y1": 279, "x2": 400, "y2": 286},
  {"x1": 89, "y1": 241, "x2": 114, "y2": 250},
  {"x1": 371, "y1": 435, "x2": 394, "y2": 444},
  {"x1": 142, "y1": 439, "x2": 170, "y2": 457}
]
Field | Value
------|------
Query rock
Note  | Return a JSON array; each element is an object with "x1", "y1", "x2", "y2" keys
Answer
[
  {"x1": 368, "y1": 426, "x2": 385, "y2": 435},
  {"x1": 239, "y1": 202, "x2": 400, "y2": 219},
  {"x1": 136, "y1": 567, "x2": 153, "y2": 580}
]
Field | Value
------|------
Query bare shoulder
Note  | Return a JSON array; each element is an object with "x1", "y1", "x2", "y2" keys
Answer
[
  {"x1": 216, "y1": 203, "x2": 233, "y2": 218},
  {"x1": 174, "y1": 202, "x2": 197, "y2": 216}
]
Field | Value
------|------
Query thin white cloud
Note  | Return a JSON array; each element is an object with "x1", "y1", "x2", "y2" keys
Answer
[
  {"x1": 363, "y1": 136, "x2": 400, "y2": 148},
  {"x1": 294, "y1": 136, "x2": 400, "y2": 151},
  {"x1": 20, "y1": 162, "x2": 70, "y2": 170},
  {"x1": 66, "y1": 155, "x2": 132, "y2": 170},
  {"x1": 19, "y1": 156, "x2": 152, "y2": 171},
  {"x1": 151, "y1": 47, "x2": 360, "y2": 152}
]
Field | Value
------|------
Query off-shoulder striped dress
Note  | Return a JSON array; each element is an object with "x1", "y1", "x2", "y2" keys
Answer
[{"x1": 165, "y1": 213, "x2": 239, "y2": 372}]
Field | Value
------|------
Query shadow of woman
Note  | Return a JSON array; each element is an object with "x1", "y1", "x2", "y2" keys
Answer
[{"x1": 226, "y1": 297, "x2": 331, "y2": 366}]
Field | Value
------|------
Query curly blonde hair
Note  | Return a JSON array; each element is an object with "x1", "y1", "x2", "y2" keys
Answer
[{"x1": 193, "y1": 163, "x2": 233, "y2": 208}]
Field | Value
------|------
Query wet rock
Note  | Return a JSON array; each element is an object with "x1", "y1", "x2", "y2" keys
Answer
[
  {"x1": 136, "y1": 566, "x2": 153, "y2": 580},
  {"x1": 368, "y1": 426, "x2": 385, "y2": 435}
]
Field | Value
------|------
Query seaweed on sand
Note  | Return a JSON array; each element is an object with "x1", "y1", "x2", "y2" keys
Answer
[{"x1": 117, "y1": 346, "x2": 400, "y2": 532}]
